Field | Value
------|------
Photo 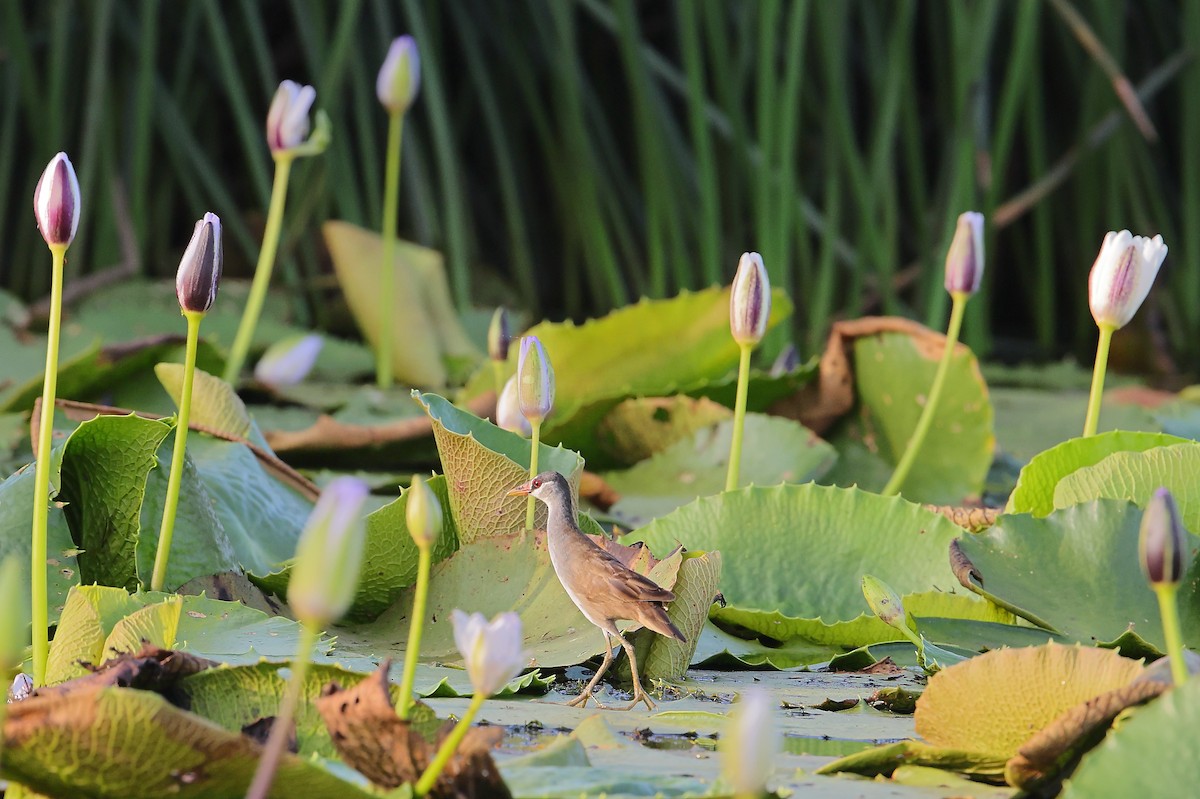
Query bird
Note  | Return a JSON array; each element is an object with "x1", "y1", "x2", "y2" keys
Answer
[{"x1": 508, "y1": 470, "x2": 684, "y2": 710}]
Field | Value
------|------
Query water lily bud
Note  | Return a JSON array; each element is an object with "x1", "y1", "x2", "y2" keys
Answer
[
  {"x1": 0, "y1": 555, "x2": 28, "y2": 673},
  {"x1": 406, "y1": 474, "x2": 443, "y2": 549},
  {"x1": 730, "y1": 252, "x2": 770, "y2": 346},
  {"x1": 254, "y1": 334, "x2": 324, "y2": 388},
  {"x1": 451, "y1": 609, "x2": 527, "y2": 697},
  {"x1": 861, "y1": 574, "x2": 906, "y2": 628},
  {"x1": 288, "y1": 477, "x2": 369, "y2": 626},
  {"x1": 497, "y1": 375, "x2": 532, "y2": 437},
  {"x1": 376, "y1": 35, "x2": 421, "y2": 114},
  {"x1": 944, "y1": 211, "x2": 985, "y2": 295},
  {"x1": 1088, "y1": 230, "x2": 1168, "y2": 330},
  {"x1": 1140, "y1": 487, "x2": 1187, "y2": 587},
  {"x1": 266, "y1": 80, "x2": 317, "y2": 153},
  {"x1": 719, "y1": 688, "x2": 778, "y2": 797},
  {"x1": 517, "y1": 335, "x2": 554, "y2": 424},
  {"x1": 175, "y1": 212, "x2": 223, "y2": 314},
  {"x1": 9, "y1": 672, "x2": 33, "y2": 702},
  {"x1": 488, "y1": 307, "x2": 512, "y2": 363},
  {"x1": 770, "y1": 343, "x2": 800, "y2": 377},
  {"x1": 33, "y1": 152, "x2": 81, "y2": 248}
]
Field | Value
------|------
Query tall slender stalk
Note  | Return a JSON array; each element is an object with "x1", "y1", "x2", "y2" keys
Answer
[
  {"x1": 525, "y1": 419, "x2": 542, "y2": 531},
  {"x1": 378, "y1": 110, "x2": 404, "y2": 388},
  {"x1": 245, "y1": 621, "x2": 320, "y2": 799},
  {"x1": 1154, "y1": 585, "x2": 1189, "y2": 685},
  {"x1": 151, "y1": 310, "x2": 203, "y2": 592},
  {"x1": 30, "y1": 243, "x2": 65, "y2": 685},
  {"x1": 224, "y1": 155, "x2": 294, "y2": 383},
  {"x1": 883, "y1": 291, "x2": 969, "y2": 497},
  {"x1": 1083, "y1": 323, "x2": 1115, "y2": 437},
  {"x1": 396, "y1": 545, "x2": 431, "y2": 719},
  {"x1": 414, "y1": 691, "x2": 488, "y2": 796},
  {"x1": 724, "y1": 343, "x2": 753, "y2": 492}
]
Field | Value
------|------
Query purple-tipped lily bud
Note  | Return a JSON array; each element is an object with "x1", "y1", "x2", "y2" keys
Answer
[
  {"x1": 944, "y1": 211, "x2": 985, "y2": 295},
  {"x1": 861, "y1": 574, "x2": 907, "y2": 629},
  {"x1": 33, "y1": 152, "x2": 81, "y2": 248},
  {"x1": 0, "y1": 555, "x2": 28, "y2": 673},
  {"x1": 376, "y1": 35, "x2": 421, "y2": 114},
  {"x1": 488, "y1": 307, "x2": 512, "y2": 362},
  {"x1": 730, "y1": 252, "x2": 770, "y2": 346},
  {"x1": 175, "y1": 213, "x2": 222, "y2": 314},
  {"x1": 1088, "y1": 230, "x2": 1168, "y2": 330},
  {"x1": 497, "y1": 375, "x2": 532, "y2": 437},
  {"x1": 288, "y1": 477, "x2": 369, "y2": 626},
  {"x1": 254, "y1": 334, "x2": 324, "y2": 388},
  {"x1": 451, "y1": 609, "x2": 528, "y2": 697},
  {"x1": 405, "y1": 473, "x2": 442, "y2": 549},
  {"x1": 719, "y1": 688, "x2": 778, "y2": 797},
  {"x1": 517, "y1": 336, "x2": 554, "y2": 424},
  {"x1": 266, "y1": 80, "x2": 317, "y2": 153},
  {"x1": 1140, "y1": 487, "x2": 1187, "y2": 587}
]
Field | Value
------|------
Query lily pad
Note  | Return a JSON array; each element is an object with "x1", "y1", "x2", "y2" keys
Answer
[
  {"x1": 953, "y1": 500, "x2": 1200, "y2": 650},
  {"x1": 593, "y1": 395, "x2": 731, "y2": 467},
  {"x1": 602, "y1": 414, "x2": 836, "y2": 527},
  {"x1": 630, "y1": 550, "x2": 722, "y2": 680},
  {"x1": 1007, "y1": 431, "x2": 1190, "y2": 517},
  {"x1": 0, "y1": 464, "x2": 79, "y2": 625}
]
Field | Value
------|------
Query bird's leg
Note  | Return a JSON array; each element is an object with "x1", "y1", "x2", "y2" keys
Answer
[
  {"x1": 615, "y1": 633, "x2": 655, "y2": 711},
  {"x1": 567, "y1": 632, "x2": 613, "y2": 709}
]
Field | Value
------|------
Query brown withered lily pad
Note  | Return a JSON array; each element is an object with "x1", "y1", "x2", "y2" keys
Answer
[
  {"x1": 316, "y1": 662, "x2": 511, "y2": 798},
  {"x1": 35, "y1": 642, "x2": 217, "y2": 699}
]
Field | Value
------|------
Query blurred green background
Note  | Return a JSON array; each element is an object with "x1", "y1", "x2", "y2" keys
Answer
[{"x1": 0, "y1": 1, "x2": 1191, "y2": 372}]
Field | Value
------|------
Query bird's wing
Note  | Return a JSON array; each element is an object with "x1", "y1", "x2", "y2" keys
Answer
[{"x1": 598, "y1": 551, "x2": 676, "y2": 604}]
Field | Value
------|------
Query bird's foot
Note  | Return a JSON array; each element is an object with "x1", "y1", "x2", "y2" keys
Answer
[
  {"x1": 620, "y1": 689, "x2": 656, "y2": 711},
  {"x1": 566, "y1": 689, "x2": 607, "y2": 709}
]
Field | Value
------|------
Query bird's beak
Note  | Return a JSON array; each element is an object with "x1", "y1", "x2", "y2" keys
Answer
[{"x1": 507, "y1": 480, "x2": 533, "y2": 497}]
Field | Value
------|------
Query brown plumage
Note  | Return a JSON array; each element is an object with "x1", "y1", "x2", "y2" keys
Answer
[{"x1": 509, "y1": 471, "x2": 683, "y2": 710}]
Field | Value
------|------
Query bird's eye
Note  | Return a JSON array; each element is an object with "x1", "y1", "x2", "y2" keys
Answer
[{"x1": 532, "y1": 478, "x2": 542, "y2": 488}]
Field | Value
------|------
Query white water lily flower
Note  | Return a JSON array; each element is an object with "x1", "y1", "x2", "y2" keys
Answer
[
  {"x1": 266, "y1": 80, "x2": 317, "y2": 153},
  {"x1": 1088, "y1": 230, "x2": 1168, "y2": 330},
  {"x1": 288, "y1": 477, "x2": 369, "y2": 626},
  {"x1": 451, "y1": 609, "x2": 527, "y2": 697},
  {"x1": 517, "y1": 336, "x2": 554, "y2": 424},
  {"x1": 730, "y1": 252, "x2": 770, "y2": 346},
  {"x1": 254, "y1": 334, "x2": 324, "y2": 388},
  {"x1": 720, "y1": 688, "x2": 779, "y2": 797},
  {"x1": 944, "y1": 211, "x2": 985, "y2": 295},
  {"x1": 376, "y1": 35, "x2": 421, "y2": 114},
  {"x1": 497, "y1": 375, "x2": 531, "y2": 437}
]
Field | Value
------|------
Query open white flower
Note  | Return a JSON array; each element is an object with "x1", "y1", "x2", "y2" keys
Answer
[
  {"x1": 451, "y1": 610, "x2": 527, "y2": 697},
  {"x1": 720, "y1": 688, "x2": 779, "y2": 797},
  {"x1": 266, "y1": 80, "x2": 317, "y2": 153},
  {"x1": 1088, "y1": 230, "x2": 1168, "y2": 330}
]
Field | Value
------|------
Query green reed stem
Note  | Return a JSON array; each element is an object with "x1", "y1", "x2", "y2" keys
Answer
[
  {"x1": 883, "y1": 291, "x2": 970, "y2": 497},
  {"x1": 30, "y1": 243, "x2": 66, "y2": 686},
  {"x1": 414, "y1": 690, "x2": 488, "y2": 796},
  {"x1": 378, "y1": 111, "x2": 404, "y2": 389},
  {"x1": 1083, "y1": 323, "x2": 1115, "y2": 437},
  {"x1": 725, "y1": 343, "x2": 754, "y2": 492},
  {"x1": 1155, "y1": 584, "x2": 1189, "y2": 686},
  {"x1": 526, "y1": 418, "x2": 542, "y2": 531},
  {"x1": 150, "y1": 310, "x2": 203, "y2": 592},
  {"x1": 396, "y1": 544, "x2": 431, "y2": 720},
  {"x1": 224, "y1": 154, "x2": 295, "y2": 383},
  {"x1": 245, "y1": 621, "x2": 320, "y2": 799}
]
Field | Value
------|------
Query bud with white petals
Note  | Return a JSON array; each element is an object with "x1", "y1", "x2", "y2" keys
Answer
[
  {"x1": 451, "y1": 609, "x2": 527, "y2": 697},
  {"x1": 730, "y1": 252, "x2": 770, "y2": 346},
  {"x1": 255, "y1": 334, "x2": 324, "y2": 388},
  {"x1": 944, "y1": 212, "x2": 985, "y2": 295},
  {"x1": 175, "y1": 213, "x2": 223, "y2": 314},
  {"x1": 288, "y1": 477, "x2": 369, "y2": 626},
  {"x1": 266, "y1": 80, "x2": 317, "y2": 153},
  {"x1": 498, "y1": 375, "x2": 532, "y2": 436},
  {"x1": 719, "y1": 688, "x2": 778, "y2": 798},
  {"x1": 376, "y1": 35, "x2": 421, "y2": 114},
  {"x1": 1088, "y1": 230, "x2": 1168, "y2": 330},
  {"x1": 517, "y1": 336, "x2": 554, "y2": 424},
  {"x1": 33, "y1": 152, "x2": 81, "y2": 248}
]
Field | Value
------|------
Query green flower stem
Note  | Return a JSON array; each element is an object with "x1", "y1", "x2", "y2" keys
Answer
[
  {"x1": 30, "y1": 243, "x2": 66, "y2": 686},
  {"x1": 724, "y1": 342, "x2": 754, "y2": 492},
  {"x1": 246, "y1": 621, "x2": 320, "y2": 799},
  {"x1": 1155, "y1": 584, "x2": 1189, "y2": 685},
  {"x1": 378, "y1": 111, "x2": 405, "y2": 389},
  {"x1": 492, "y1": 360, "x2": 506, "y2": 401},
  {"x1": 1083, "y1": 323, "x2": 1116, "y2": 437},
  {"x1": 882, "y1": 291, "x2": 970, "y2": 497},
  {"x1": 526, "y1": 418, "x2": 542, "y2": 531},
  {"x1": 224, "y1": 154, "x2": 295, "y2": 384},
  {"x1": 414, "y1": 690, "x2": 488, "y2": 797},
  {"x1": 150, "y1": 310, "x2": 204, "y2": 593},
  {"x1": 396, "y1": 544, "x2": 432, "y2": 720}
]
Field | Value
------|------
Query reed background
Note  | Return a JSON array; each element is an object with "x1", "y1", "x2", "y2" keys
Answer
[{"x1": 0, "y1": 1, "x2": 1192, "y2": 373}]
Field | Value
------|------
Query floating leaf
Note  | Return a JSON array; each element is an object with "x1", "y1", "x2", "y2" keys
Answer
[
  {"x1": 630, "y1": 550, "x2": 722, "y2": 680},
  {"x1": 1051, "y1": 442, "x2": 1200, "y2": 531},
  {"x1": 594, "y1": 395, "x2": 731, "y2": 466},
  {"x1": 155, "y1": 362, "x2": 260, "y2": 444},
  {"x1": 0, "y1": 465, "x2": 78, "y2": 625}
]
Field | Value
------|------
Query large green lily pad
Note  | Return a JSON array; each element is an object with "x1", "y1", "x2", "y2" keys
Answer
[
  {"x1": 1051, "y1": 442, "x2": 1200, "y2": 531},
  {"x1": 0, "y1": 464, "x2": 79, "y2": 625},
  {"x1": 953, "y1": 500, "x2": 1200, "y2": 650},
  {"x1": 602, "y1": 414, "x2": 836, "y2": 527}
]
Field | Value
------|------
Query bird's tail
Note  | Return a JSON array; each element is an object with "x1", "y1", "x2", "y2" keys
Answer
[{"x1": 641, "y1": 604, "x2": 686, "y2": 642}]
